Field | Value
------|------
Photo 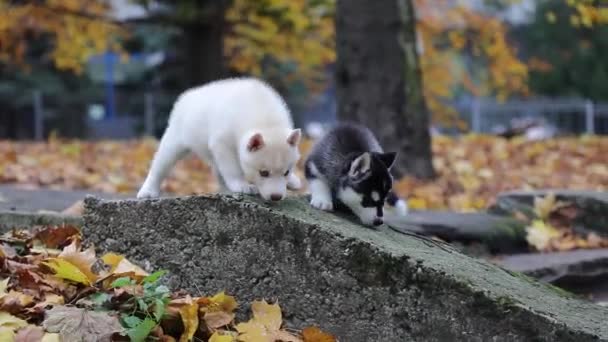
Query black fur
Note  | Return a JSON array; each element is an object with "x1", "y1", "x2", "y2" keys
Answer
[{"x1": 305, "y1": 122, "x2": 402, "y2": 223}]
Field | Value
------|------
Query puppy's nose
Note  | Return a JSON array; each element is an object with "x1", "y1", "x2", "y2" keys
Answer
[
  {"x1": 270, "y1": 194, "x2": 283, "y2": 201},
  {"x1": 373, "y1": 218, "x2": 383, "y2": 226}
]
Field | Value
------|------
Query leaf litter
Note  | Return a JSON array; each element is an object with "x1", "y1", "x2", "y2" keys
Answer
[{"x1": 0, "y1": 225, "x2": 337, "y2": 341}]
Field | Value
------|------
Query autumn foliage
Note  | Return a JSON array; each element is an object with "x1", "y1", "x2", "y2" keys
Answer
[
  {"x1": 0, "y1": 0, "x2": 124, "y2": 73},
  {"x1": 0, "y1": 225, "x2": 336, "y2": 341},
  {"x1": 1, "y1": 135, "x2": 607, "y2": 213}
]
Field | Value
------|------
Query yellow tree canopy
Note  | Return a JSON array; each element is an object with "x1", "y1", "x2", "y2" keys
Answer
[
  {"x1": 550, "y1": 0, "x2": 608, "y2": 26},
  {"x1": 225, "y1": 0, "x2": 335, "y2": 88},
  {"x1": 415, "y1": 0, "x2": 529, "y2": 130},
  {"x1": 0, "y1": 0, "x2": 123, "y2": 73}
]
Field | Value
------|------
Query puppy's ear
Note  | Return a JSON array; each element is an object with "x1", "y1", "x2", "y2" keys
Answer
[
  {"x1": 348, "y1": 152, "x2": 371, "y2": 178},
  {"x1": 287, "y1": 128, "x2": 301, "y2": 147},
  {"x1": 247, "y1": 133, "x2": 265, "y2": 152},
  {"x1": 378, "y1": 152, "x2": 397, "y2": 169}
]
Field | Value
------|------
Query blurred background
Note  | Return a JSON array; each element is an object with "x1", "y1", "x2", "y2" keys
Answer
[
  {"x1": 1, "y1": 0, "x2": 608, "y2": 302},
  {"x1": 0, "y1": 0, "x2": 606, "y2": 204},
  {"x1": 2, "y1": 0, "x2": 608, "y2": 140}
]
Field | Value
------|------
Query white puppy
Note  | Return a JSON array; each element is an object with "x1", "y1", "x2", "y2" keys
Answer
[{"x1": 137, "y1": 78, "x2": 302, "y2": 201}]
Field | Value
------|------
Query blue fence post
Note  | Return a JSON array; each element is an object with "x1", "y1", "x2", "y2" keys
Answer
[
  {"x1": 585, "y1": 100, "x2": 595, "y2": 134},
  {"x1": 33, "y1": 90, "x2": 44, "y2": 140},
  {"x1": 104, "y1": 52, "x2": 116, "y2": 120}
]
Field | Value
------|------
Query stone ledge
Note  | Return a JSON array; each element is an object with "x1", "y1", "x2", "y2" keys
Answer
[
  {"x1": 0, "y1": 210, "x2": 83, "y2": 232},
  {"x1": 83, "y1": 194, "x2": 608, "y2": 342}
]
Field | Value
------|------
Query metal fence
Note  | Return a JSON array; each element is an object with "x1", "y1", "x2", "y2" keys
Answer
[
  {"x1": 8, "y1": 91, "x2": 608, "y2": 140},
  {"x1": 13, "y1": 86, "x2": 335, "y2": 140},
  {"x1": 469, "y1": 98, "x2": 608, "y2": 135}
]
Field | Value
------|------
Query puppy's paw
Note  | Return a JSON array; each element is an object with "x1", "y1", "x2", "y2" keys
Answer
[
  {"x1": 227, "y1": 180, "x2": 258, "y2": 194},
  {"x1": 287, "y1": 174, "x2": 302, "y2": 191},
  {"x1": 137, "y1": 186, "x2": 160, "y2": 199},
  {"x1": 385, "y1": 199, "x2": 409, "y2": 217},
  {"x1": 310, "y1": 197, "x2": 333, "y2": 211}
]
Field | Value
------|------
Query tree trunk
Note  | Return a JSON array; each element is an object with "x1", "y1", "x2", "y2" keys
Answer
[
  {"x1": 180, "y1": 2, "x2": 229, "y2": 87},
  {"x1": 182, "y1": 22, "x2": 225, "y2": 87},
  {"x1": 335, "y1": 0, "x2": 435, "y2": 179}
]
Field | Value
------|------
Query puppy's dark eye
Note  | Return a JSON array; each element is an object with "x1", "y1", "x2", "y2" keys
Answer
[
  {"x1": 284, "y1": 169, "x2": 290, "y2": 176},
  {"x1": 259, "y1": 170, "x2": 270, "y2": 177}
]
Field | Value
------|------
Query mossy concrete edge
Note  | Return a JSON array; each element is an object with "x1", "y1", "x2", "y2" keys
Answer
[{"x1": 83, "y1": 194, "x2": 608, "y2": 342}]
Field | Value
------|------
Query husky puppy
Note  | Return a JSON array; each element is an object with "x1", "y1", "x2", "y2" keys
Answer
[
  {"x1": 137, "y1": 78, "x2": 302, "y2": 201},
  {"x1": 304, "y1": 122, "x2": 408, "y2": 226}
]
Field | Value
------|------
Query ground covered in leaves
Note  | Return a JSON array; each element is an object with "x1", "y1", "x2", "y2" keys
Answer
[
  {"x1": 1, "y1": 135, "x2": 606, "y2": 212},
  {"x1": 0, "y1": 225, "x2": 336, "y2": 341}
]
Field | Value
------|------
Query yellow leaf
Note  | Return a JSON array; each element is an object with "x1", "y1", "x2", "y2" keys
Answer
[
  {"x1": 236, "y1": 300, "x2": 300, "y2": 342},
  {"x1": 0, "y1": 327, "x2": 15, "y2": 341},
  {"x1": 42, "y1": 333, "x2": 61, "y2": 342},
  {"x1": 58, "y1": 241, "x2": 98, "y2": 283},
  {"x1": 43, "y1": 258, "x2": 91, "y2": 285},
  {"x1": 210, "y1": 331, "x2": 236, "y2": 342},
  {"x1": 179, "y1": 296, "x2": 199, "y2": 342},
  {"x1": 533, "y1": 193, "x2": 556, "y2": 220},
  {"x1": 250, "y1": 300, "x2": 282, "y2": 332},
  {"x1": 235, "y1": 321, "x2": 267, "y2": 342},
  {"x1": 101, "y1": 253, "x2": 148, "y2": 283},
  {"x1": 0, "y1": 311, "x2": 28, "y2": 330},
  {"x1": 0, "y1": 278, "x2": 9, "y2": 295},
  {"x1": 209, "y1": 291, "x2": 238, "y2": 313},
  {"x1": 526, "y1": 220, "x2": 561, "y2": 251},
  {"x1": 0, "y1": 290, "x2": 34, "y2": 310},
  {"x1": 101, "y1": 252, "x2": 124, "y2": 271}
]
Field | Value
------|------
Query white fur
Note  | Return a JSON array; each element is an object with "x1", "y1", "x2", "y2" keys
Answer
[
  {"x1": 309, "y1": 179, "x2": 333, "y2": 211},
  {"x1": 307, "y1": 162, "x2": 333, "y2": 211},
  {"x1": 385, "y1": 198, "x2": 409, "y2": 217},
  {"x1": 137, "y1": 78, "x2": 301, "y2": 201},
  {"x1": 338, "y1": 187, "x2": 380, "y2": 226},
  {"x1": 371, "y1": 191, "x2": 380, "y2": 202}
]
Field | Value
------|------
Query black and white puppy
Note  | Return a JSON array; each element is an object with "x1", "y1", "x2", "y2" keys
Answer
[{"x1": 304, "y1": 122, "x2": 408, "y2": 227}]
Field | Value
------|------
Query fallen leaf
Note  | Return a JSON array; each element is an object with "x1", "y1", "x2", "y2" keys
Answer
[
  {"x1": 111, "y1": 258, "x2": 149, "y2": 281},
  {"x1": 208, "y1": 291, "x2": 238, "y2": 313},
  {"x1": 0, "y1": 311, "x2": 28, "y2": 331},
  {"x1": 41, "y1": 333, "x2": 60, "y2": 342},
  {"x1": 204, "y1": 311, "x2": 235, "y2": 329},
  {"x1": 0, "y1": 327, "x2": 15, "y2": 341},
  {"x1": 236, "y1": 300, "x2": 300, "y2": 342},
  {"x1": 101, "y1": 252, "x2": 124, "y2": 270},
  {"x1": 0, "y1": 243, "x2": 17, "y2": 258},
  {"x1": 235, "y1": 321, "x2": 267, "y2": 342},
  {"x1": 548, "y1": 203, "x2": 579, "y2": 229},
  {"x1": 0, "y1": 290, "x2": 35, "y2": 314},
  {"x1": 57, "y1": 241, "x2": 98, "y2": 283},
  {"x1": 43, "y1": 305, "x2": 123, "y2": 342},
  {"x1": 15, "y1": 325, "x2": 44, "y2": 342},
  {"x1": 0, "y1": 278, "x2": 9, "y2": 294},
  {"x1": 43, "y1": 258, "x2": 92, "y2": 285},
  {"x1": 526, "y1": 220, "x2": 561, "y2": 252},
  {"x1": 533, "y1": 194, "x2": 554, "y2": 220},
  {"x1": 301, "y1": 326, "x2": 337, "y2": 342},
  {"x1": 34, "y1": 225, "x2": 80, "y2": 249},
  {"x1": 178, "y1": 296, "x2": 199, "y2": 342},
  {"x1": 250, "y1": 300, "x2": 282, "y2": 332},
  {"x1": 209, "y1": 331, "x2": 236, "y2": 342},
  {"x1": 14, "y1": 269, "x2": 53, "y2": 294},
  {"x1": 101, "y1": 253, "x2": 148, "y2": 282}
]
